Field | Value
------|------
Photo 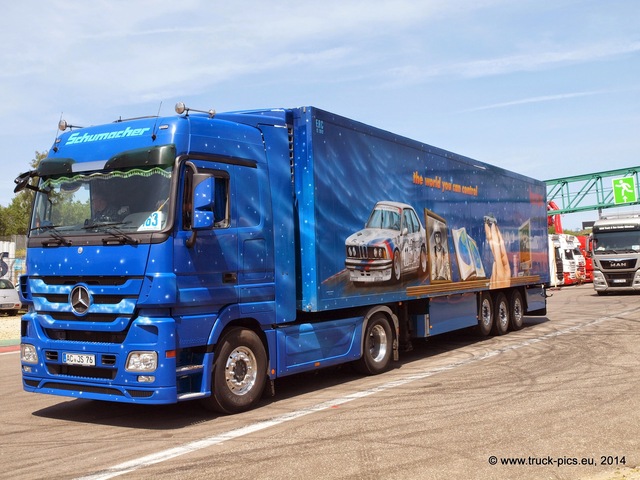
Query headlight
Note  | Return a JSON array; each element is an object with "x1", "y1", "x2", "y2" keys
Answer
[
  {"x1": 126, "y1": 351, "x2": 158, "y2": 372},
  {"x1": 21, "y1": 344, "x2": 38, "y2": 364}
]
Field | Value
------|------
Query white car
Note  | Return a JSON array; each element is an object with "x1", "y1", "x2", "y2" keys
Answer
[
  {"x1": 345, "y1": 201, "x2": 427, "y2": 284},
  {"x1": 0, "y1": 279, "x2": 22, "y2": 316}
]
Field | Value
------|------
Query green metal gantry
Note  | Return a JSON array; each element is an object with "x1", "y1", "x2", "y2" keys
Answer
[{"x1": 546, "y1": 166, "x2": 640, "y2": 215}]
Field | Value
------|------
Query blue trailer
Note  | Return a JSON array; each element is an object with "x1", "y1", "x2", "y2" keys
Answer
[{"x1": 16, "y1": 105, "x2": 549, "y2": 413}]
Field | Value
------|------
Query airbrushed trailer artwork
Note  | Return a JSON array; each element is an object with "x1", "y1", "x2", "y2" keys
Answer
[{"x1": 312, "y1": 111, "x2": 547, "y2": 309}]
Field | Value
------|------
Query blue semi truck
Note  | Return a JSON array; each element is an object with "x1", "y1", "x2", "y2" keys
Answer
[{"x1": 16, "y1": 105, "x2": 549, "y2": 413}]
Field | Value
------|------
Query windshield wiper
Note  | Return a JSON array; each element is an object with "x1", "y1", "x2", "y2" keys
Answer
[
  {"x1": 82, "y1": 222, "x2": 139, "y2": 245},
  {"x1": 32, "y1": 225, "x2": 73, "y2": 247}
]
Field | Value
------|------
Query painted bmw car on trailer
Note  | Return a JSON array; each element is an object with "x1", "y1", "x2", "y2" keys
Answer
[{"x1": 345, "y1": 201, "x2": 427, "y2": 284}]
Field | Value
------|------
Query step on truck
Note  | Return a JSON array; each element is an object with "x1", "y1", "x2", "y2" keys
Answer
[{"x1": 16, "y1": 105, "x2": 549, "y2": 413}]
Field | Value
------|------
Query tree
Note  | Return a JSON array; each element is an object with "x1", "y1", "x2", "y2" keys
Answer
[{"x1": 0, "y1": 151, "x2": 47, "y2": 236}]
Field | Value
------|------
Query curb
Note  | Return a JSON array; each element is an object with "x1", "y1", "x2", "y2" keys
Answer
[{"x1": 0, "y1": 344, "x2": 19, "y2": 353}]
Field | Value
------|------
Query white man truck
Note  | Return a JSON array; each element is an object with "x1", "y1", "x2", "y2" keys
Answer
[
  {"x1": 17, "y1": 105, "x2": 549, "y2": 413},
  {"x1": 590, "y1": 214, "x2": 640, "y2": 294}
]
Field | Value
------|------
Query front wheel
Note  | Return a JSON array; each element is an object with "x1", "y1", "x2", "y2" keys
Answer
[
  {"x1": 202, "y1": 328, "x2": 267, "y2": 414},
  {"x1": 354, "y1": 313, "x2": 393, "y2": 375}
]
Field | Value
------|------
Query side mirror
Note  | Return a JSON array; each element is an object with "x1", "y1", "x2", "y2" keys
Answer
[{"x1": 14, "y1": 170, "x2": 38, "y2": 193}]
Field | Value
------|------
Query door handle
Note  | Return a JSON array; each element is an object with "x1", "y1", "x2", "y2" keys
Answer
[{"x1": 223, "y1": 272, "x2": 237, "y2": 283}]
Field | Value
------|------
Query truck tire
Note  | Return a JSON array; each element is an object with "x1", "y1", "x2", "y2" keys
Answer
[
  {"x1": 492, "y1": 292, "x2": 510, "y2": 335},
  {"x1": 476, "y1": 292, "x2": 493, "y2": 336},
  {"x1": 355, "y1": 313, "x2": 393, "y2": 375},
  {"x1": 203, "y1": 327, "x2": 267, "y2": 414},
  {"x1": 509, "y1": 289, "x2": 524, "y2": 331}
]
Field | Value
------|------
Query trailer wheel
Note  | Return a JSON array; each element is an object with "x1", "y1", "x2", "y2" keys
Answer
[
  {"x1": 355, "y1": 313, "x2": 393, "y2": 375},
  {"x1": 202, "y1": 327, "x2": 267, "y2": 414},
  {"x1": 391, "y1": 249, "x2": 402, "y2": 283},
  {"x1": 492, "y1": 292, "x2": 510, "y2": 335},
  {"x1": 476, "y1": 292, "x2": 493, "y2": 336},
  {"x1": 509, "y1": 289, "x2": 524, "y2": 331}
]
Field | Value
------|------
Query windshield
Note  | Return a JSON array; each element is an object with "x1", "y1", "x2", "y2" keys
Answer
[
  {"x1": 593, "y1": 231, "x2": 640, "y2": 253},
  {"x1": 30, "y1": 165, "x2": 172, "y2": 237},
  {"x1": 366, "y1": 206, "x2": 401, "y2": 230}
]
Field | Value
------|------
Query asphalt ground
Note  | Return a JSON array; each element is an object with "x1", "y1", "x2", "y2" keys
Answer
[{"x1": 3, "y1": 288, "x2": 640, "y2": 479}]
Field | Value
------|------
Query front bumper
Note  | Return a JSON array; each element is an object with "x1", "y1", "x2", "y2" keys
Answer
[
  {"x1": 345, "y1": 258, "x2": 393, "y2": 283},
  {"x1": 592, "y1": 269, "x2": 640, "y2": 292},
  {"x1": 20, "y1": 313, "x2": 180, "y2": 404}
]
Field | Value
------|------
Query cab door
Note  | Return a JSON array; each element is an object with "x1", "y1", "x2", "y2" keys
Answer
[{"x1": 174, "y1": 160, "x2": 238, "y2": 314}]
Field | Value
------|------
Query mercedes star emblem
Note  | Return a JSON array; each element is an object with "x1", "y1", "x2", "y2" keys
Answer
[{"x1": 70, "y1": 285, "x2": 91, "y2": 315}]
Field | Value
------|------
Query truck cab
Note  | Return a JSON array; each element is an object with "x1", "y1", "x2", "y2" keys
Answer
[
  {"x1": 590, "y1": 215, "x2": 640, "y2": 294},
  {"x1": 17, "y1": 108, "x2": 289, "y2": 412}
]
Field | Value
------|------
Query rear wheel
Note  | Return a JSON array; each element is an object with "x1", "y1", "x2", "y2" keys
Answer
[
  {"x1": 509, "y1": 289, "x2": 524, "y2": 331},
  {"x1": 202, "y1": 328, "x2": 267, "y2": 414},
  {"x1": 355, "y1": 313, "x2": 393, "y2": 375},
  {"x1": 476, "y1": 292, "x2": 493, "y2": 336},
  {"x1": 492, "y1": 292, "x2": 510, "y2": 335}
]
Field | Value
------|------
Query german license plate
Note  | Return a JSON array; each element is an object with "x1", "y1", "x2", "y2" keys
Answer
[
  {"x1": 63, "y1": 352, "x2": 96, "y2": 366},
  {"x1": 613, "y1": 279, "x2": 627, "y2": 284}
]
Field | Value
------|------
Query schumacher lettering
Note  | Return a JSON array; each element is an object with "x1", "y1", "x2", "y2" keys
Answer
[{"x1": 65, "y1": 127, "x2": 151, "y2": 145}]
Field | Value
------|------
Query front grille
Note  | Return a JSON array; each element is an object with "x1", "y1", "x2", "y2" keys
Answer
[
  {"x1": 37, "y1": 276, "x2": 133, "y2": 286},
  {"x1": 45, "y1": 351, "x2": 59, "y2": 361},
  {"x1": 127, "y1": 390, "x2": 154, "y2": 398},
  {"x1": 42, "y1": 382, "x2": 125, "y2": 396},
  {"x1": 29, "y1": 275, "x2": 140, "y2": 342},
  {"x1": 42, "y1": 312, "x2": 127, "y2": 323},
  {"x1": 44, "y1": 329, "x2": 127, "y2": 343},
  {"x1": 47, "y1": 364, "x2": 116, "y2": 380},
  {"x1": 604, "y1": 272, "x2": 634, "y2": 286},
  {"x1": 39, "y1": 293, "x2": 133, "y2": 305},
  {"x1": 346, "y1": 245, "x2": 386, "y2": 260},
  {"x1": 102, "y1": 354, "x2": 117, "y2": 366},
  {"x1": 601, "y1": 259, "x2": 637, "y2": 269}
]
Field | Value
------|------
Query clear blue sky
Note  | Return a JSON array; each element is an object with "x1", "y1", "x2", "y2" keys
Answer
[{"x1": 2, "y1": 0, "x2": 638, "y2": 230}]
